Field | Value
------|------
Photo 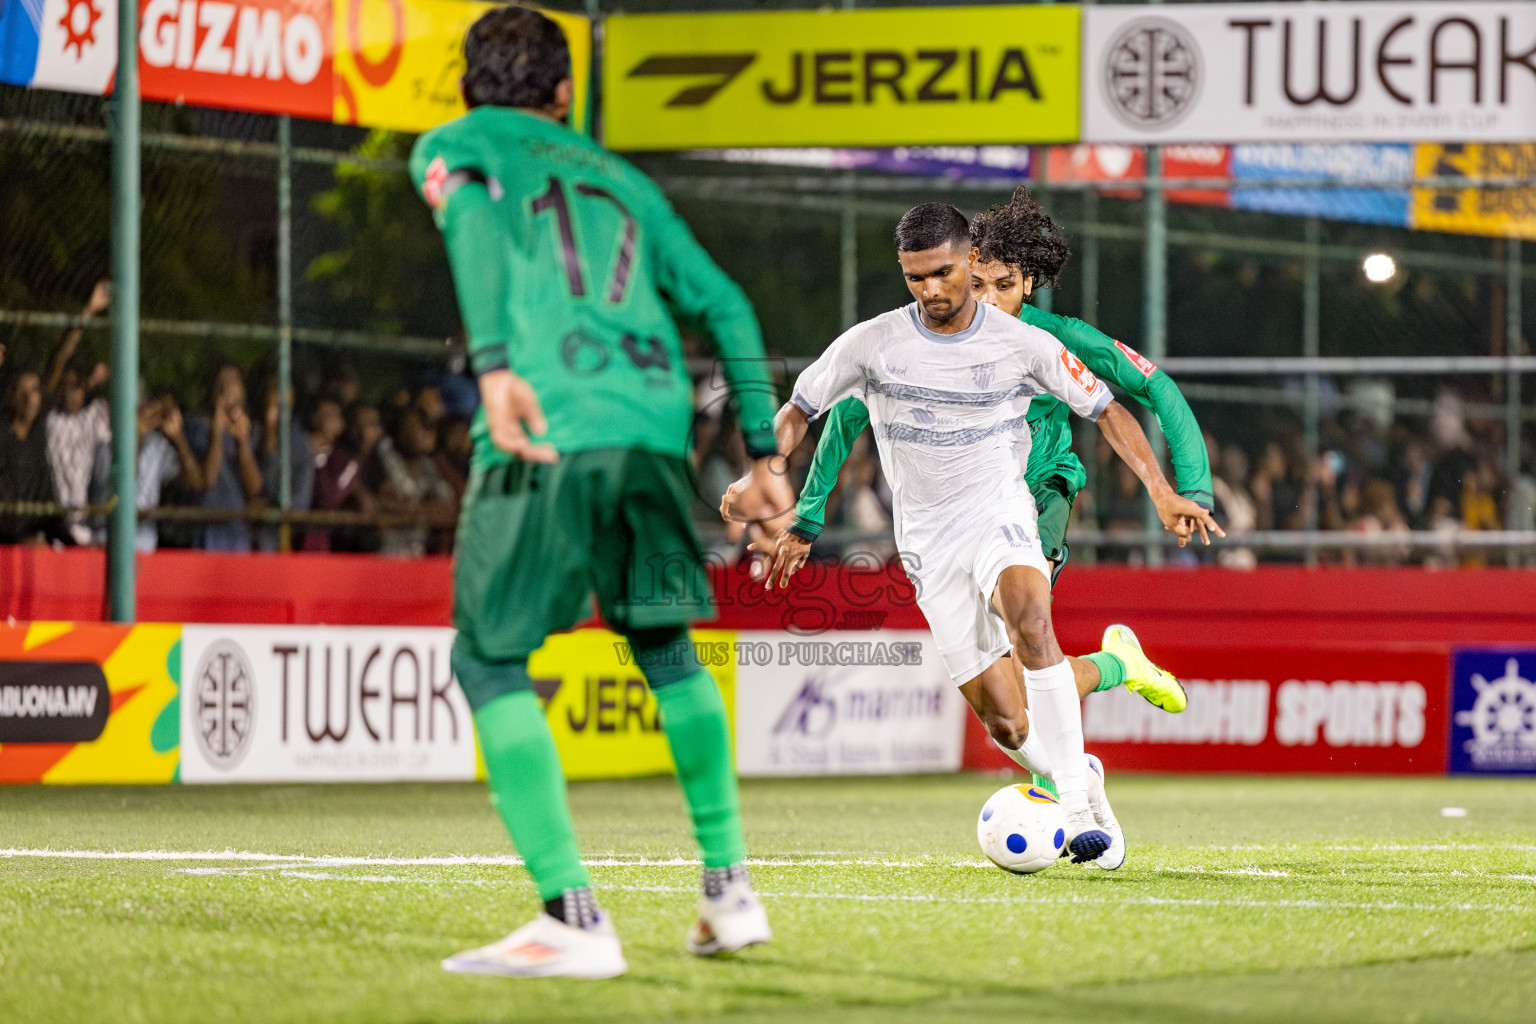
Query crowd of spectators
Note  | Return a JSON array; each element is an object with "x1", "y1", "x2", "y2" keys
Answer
[
  {"x1": 0, "y1": 281, "x2": 475, "y2": 555},
  {"x1": 3, "y1": 284, "x2": 1532, "y2": 565}
]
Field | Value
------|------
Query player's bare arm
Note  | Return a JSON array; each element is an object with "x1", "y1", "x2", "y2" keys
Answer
[{"x1": 1095, "y1": 400, "x2": 1223, "y2": 546}]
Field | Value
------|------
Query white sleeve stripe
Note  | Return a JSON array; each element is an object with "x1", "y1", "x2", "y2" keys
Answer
[{"x1": 1085, "y1": 386, "x2": 1113, "y2": 422}]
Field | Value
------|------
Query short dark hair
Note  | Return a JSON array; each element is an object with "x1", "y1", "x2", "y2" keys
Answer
[
  {"x1": 894, "y1": 203, "x2": 970, "y2": 253},
  {"x1": 970, "y1": 186, "x2": 1071, "y2": 289},
  {"x1": 462, "y1": 5, "x2": 571, "y2": 111}
]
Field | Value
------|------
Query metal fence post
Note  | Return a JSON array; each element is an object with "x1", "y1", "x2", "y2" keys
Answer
[
  {"x1": 277, "y1": 115, "x2": 293, "y2": 552},
  {"x1": 1507, "y1": 237, "x2": 1523, "y2": 566},
  {"x1": 840, "y1": 174, "x2": 858, "y2": 330},
  {"x1": 1303, "y1": 216, "x2": 1321, "y2": 567},
  {"x1": 1142, "y1": 147, "x2": 1167, "y2": 566},
  {"x1": 108, "y1": 0, "x2": 141, "y2": 622}
]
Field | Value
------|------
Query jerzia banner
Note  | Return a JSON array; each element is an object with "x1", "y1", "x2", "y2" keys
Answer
[
  {"x1": 1083, "y1": 2, "x2": 1536, "y2": 144},
  {"x1": 602, "y1": 5, "x2": 1080, "y2": 150}
]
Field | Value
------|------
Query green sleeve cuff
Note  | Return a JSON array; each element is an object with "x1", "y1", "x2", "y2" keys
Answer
[
  {"x1": 469, "y1": 347, "x2": 511, "y2": 376},
  {"x1": 1180, "y1": 488, "x2": 1214, "y2": 511},
  {"x1": 787, "y1": 517, "x2": 822, "y2": 542}
]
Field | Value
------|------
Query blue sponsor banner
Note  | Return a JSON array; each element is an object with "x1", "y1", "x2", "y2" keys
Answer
[
  {"x1": 1231, "y1": 144, "x2": 1411, "y2": 228},
  {"x1": 686, "y1": 145, "x2": 1031, "y2": 181},
  {"x1": 0, "y1": 0, "x2": 44, "y2": 86},
  {"x1": 1449, "y1": 648, "x2": 1536, "y2": 774}
]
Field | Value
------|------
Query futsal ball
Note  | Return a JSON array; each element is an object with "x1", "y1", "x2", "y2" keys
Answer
[{"x1": 977, "y1": 783, "x2": 1067, "y2": 873}]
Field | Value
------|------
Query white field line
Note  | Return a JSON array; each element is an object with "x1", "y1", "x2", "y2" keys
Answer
[
  {"x1": 6, "y1": 842, "x2": 1534, "y2": 868},
  {"x1": 165, "y1": 866, "x2": 1532, "y2": 915}
]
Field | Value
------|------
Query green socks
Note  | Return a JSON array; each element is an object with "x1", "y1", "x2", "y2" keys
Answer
[
  {"x1": 653, "y1": 669, "x2": 745, "y2": 869},
  {"x1": 1031, "y1": 774, "x2": 1060, "y2": 798},
  {"x1": 1085, "y1": 650, "x2": 1127, "y2": 693},
  {"x1": 474, "y1": 691, "x2": 591, "y2": 901}
]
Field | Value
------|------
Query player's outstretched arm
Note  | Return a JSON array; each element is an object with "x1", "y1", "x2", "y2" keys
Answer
[
  {"x1": 1049, "y1": 317, "x2": 1214, "y2": 509},
  {"x1": 1096, "y1": 400, "x2": 1224, "y2": 547}
]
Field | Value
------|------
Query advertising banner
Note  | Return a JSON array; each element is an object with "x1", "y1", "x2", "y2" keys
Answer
[
  {"x1": 332, "y1": 0, "x2": 589, "y2": 134},
  {"x1": 0, "y1": 0, "x2": 586, "y2": 130},
  {"x1": 138, "y1": 0, "x2": 334, "y2": 118},
  {"x1": 0, "y1": 622, "x2": 180, "y2": 784},
  {"x1": 1231, "y1": 143, "x2": 1412, "y2": 227},
  {"x1": 603, "y1": 6, "x2": 1080, "y2": 151},
  {"x1": 732, "y1": 630, "x2": 965, "y2": 777},
  {"x1": 685, "y1": 145, "x2": 1032, "y2": 181},
  {"x1": 1074, "y1": 647, "x2": 1449, "y2": 774},
  {"x1": 1411, "y1": 143, "x2": 1536, "y2": 240},
  {"x1": 531, "y1": 628, "x2": 734, "y2": 782},
  {"x1": 1045, "y1": 143, "x2": 1230, "y2": 205},
  {"x1": 1083, "y1": 2, "x2": 1536, "y2": 144},
  {"x1": 179, "y1": 624, "x2": 477, "y2": 783},
  {"x1": 1449, "y1": 648, "x2": 1536, "y2": 774}
]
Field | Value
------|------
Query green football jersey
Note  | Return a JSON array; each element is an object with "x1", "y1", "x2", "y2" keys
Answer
[
  {"x1": 410, "y1": 106, "x2": 778, "y2": 468},
  {"x1": 787, "y1": 302, "x2": 1213, "y2": 540}
]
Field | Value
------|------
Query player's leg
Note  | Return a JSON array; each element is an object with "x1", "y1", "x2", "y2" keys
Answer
[
  {"x1": 1030, "y1": 477, "x2": 1185, "y2": 712},
  {"x1": 957, "y1": 656, "x2": 1055, "y2": 779},
  {"x1": 443, "y1": 457, "x2": 626, "y2": 979},
  {"x1": 988, "y1": 559, "x2": 1110, "y2": 863},
  {"x1": 601, "y1": 450, "x2": 769, "y2": 956}
]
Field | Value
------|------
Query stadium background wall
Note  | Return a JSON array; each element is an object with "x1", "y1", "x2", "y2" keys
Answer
[{"x1": 4, "y1": 547, "x2": 1534, "y2": 780}]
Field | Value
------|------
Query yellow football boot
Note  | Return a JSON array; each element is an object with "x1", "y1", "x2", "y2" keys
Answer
[{"x1": 1103, "y1": 623, "x2": 1187, "y2": 713}]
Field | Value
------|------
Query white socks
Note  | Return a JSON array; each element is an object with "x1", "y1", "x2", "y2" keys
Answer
[
  {"x1": 993, "y1": 711, "x2": 1054, "y2": 780},
  {"x1": 1023, "y1": 659, "x2": 1088, "y2": 808}
]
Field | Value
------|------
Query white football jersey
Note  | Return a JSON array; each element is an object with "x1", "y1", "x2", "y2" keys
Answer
[{"x1": 791, "y1": 301, "x2": 1111, "y2": 560}]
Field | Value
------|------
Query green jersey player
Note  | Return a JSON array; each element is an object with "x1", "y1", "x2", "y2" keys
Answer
[{"x1": 411, "y1": 6, "x2": 783, "y2": 980}]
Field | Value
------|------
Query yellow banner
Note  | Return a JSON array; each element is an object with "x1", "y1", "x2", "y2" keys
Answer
[
  {"x1": 604, "y1": 6, "x2": 1079, "y2": 151},
  {"x1": 0, "y1": 623, "x2": 180, "y2": 784},
  {"x1": 1412, "y1": 144, "x2": 1536, "y2": 241},
  {"x1": 333, "y1": 0, "x2": 590, "y2": 134},
  {"x1": 531, "y1": 629, "x2": 735, "y2": 781}
]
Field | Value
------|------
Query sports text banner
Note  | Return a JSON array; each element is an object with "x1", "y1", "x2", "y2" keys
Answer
[
  {"x1": 1083, "y1": 2, "x2": 1536, "y2": 144},
  {"x1": 0, "y1": 622, "x2": 180, "y2": 784},
  {"x1": 603, "y1": 6, "x2": 1080, "y2": 151},
  {"x1": 333, "y1": 0, "x2": 589, "y2": 134},
  {"x1": 1412, "y1": 143, "x2": 1536, "y2": 240}
]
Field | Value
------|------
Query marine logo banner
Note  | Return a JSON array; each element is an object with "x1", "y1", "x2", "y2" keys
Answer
[{"x1": 604, "y1": 6, "x2": 1080, "y2": 151}]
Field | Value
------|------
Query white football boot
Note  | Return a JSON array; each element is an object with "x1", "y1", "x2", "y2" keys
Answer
[
  {"x1": 1084, "y1": 753, "x2": 1126, "y2": 870},
  {"x1": 686, "y1": 875, "x2": 773, "y2": 956},
  {"x1": 1059, "y1": 788, "x2": 1113, "y2": 864},
  {"x1": 442, "y1": 913, "x2": 627, "y2": 980}
]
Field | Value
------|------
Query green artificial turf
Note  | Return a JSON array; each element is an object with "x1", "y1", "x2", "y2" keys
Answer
[{"x1": 2, "y1": 775, "x2": 1534, "y2": 1023}]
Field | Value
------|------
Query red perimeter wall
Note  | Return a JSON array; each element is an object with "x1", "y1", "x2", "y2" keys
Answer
[
  {"x1": 5, "y1": 545, "x2": 1531, "y2": 643},
  {"x1": 5, "y1": 547, "x2": 1531, "y2": 775}
]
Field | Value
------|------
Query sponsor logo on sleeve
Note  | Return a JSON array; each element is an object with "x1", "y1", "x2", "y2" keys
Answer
[
  {"x1": 422, "y1": 155, "x2": 448, "y2": 211},
  {"x1": 1115, "y1": 339, "x2": 1157, "y2": 377},
  {"x1": 1060, "y1": 348, "x2": 1100, "y2": 394}
]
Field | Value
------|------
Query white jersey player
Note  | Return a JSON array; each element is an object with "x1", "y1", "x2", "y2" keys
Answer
[{"x1": 763, "y1": 204, "x2": 1217, "y2": 861}]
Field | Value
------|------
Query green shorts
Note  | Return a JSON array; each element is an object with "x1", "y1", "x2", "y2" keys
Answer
[
  {"x1": 1029, "y1": 475, "x2": 1075, "y2": 588},
  {"x1": 452, "y1": 448, "x2": 713, "y2": 690}
]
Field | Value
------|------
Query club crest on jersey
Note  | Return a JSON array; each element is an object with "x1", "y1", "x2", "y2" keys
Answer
[
  {"x1": 1115, "y1": 340, "x2": 1157, "y2": 378},
  {"x1": 1059, "y1": 348, "x2": 1099, "y2": 394},
  {"x1": 971, "y1": 362, "x2": 997, "y2": 389},
  {"x1": 423, "y1": 157, "x2": 449, "y2": 211}
]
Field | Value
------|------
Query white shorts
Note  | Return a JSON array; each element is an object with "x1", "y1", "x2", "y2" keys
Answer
[{"x1": 908, "y1": 500, "x2": 1053, "y2": 686}]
